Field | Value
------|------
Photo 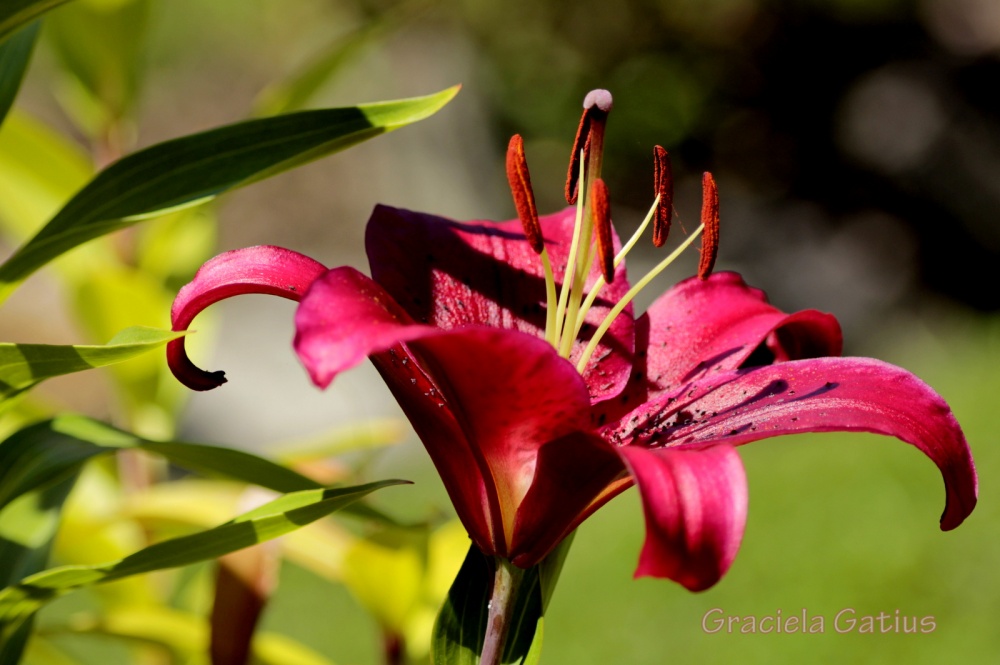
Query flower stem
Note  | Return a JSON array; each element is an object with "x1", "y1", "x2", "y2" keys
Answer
[{"x1": 480, "y1": 558, "x2": 526, "y2": 665}]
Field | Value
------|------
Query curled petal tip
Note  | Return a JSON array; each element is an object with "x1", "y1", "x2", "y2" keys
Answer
[
  {"x1": 167, "y1": 338, "x2": 228, "y2": 391},
  {"x1": 167, "y1": 245, "x2": 327, "y2": 392}
]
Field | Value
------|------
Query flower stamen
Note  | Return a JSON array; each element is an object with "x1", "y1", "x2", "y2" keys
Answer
[
  {"x1": 506, "y1": 135, "x2": 542, "y2": 253},
  {"x1": 591, "y1": 178, "x2": 615, "y2": 283},
  {"x1": 571, "y1": 196, "x2": 659, "y2": 340},
  {"x1": 698, "y1": 172, "x2": 720, "y2": 280},
  {"x1": 653, "y1": 146, "x2": 673, "y2": 248},
  {"x1": 553, "y1": 153, "x2": 587, "y2": 352},
  {"x1": 576, "y1": 223, "x2": 705, "y2": 373},
  {"x1": 506, "y1": 134, "x2": 558, "y2": 344}
]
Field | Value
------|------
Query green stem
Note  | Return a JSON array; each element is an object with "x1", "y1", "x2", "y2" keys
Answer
[{"x1": 480, "y1": 558, "x2": 526, "y2": 665}]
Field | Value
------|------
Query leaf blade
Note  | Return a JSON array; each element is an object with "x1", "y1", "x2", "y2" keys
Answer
[
  {"x1": 0, "y1": 326, "x2": 184, "y2": 401},
  {"x1": 0, "y1": 0, "x2": 69, "y2": 44},
  {"x1": 0, "y1": 21, "x2": 39, "y2": 129},
  {"x1": 0, "y1": 86, "x2": 459, "y2": 302},
  {"x1": 0, "y1": 481, "x2": 406, "y2": 631},
  {"x1": 0, "y1": 415, "x2": 322, "y2": 514}
]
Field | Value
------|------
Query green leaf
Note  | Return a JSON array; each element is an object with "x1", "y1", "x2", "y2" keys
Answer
[
  {"x1": 0, "y1": 480, "x2": 406, "y2": 645},
  {"x1": 0, "y1": 415, "x2": 328, "y2": 515},
  {"x1": 0, "y1": 111, "x2": 93, "y2": 241},
  {"x1": 431, "y1": 546, "x2": 543, "y2": 665},
  {"x1": 0, "y1": 326, "x2": 183, "y2": 401},
  {"x1": 0, "y1": 21, "x2": 39, "y2": 129},
  {"x1": 0, "y1": 0, "x2": 70, "y2": 44},
  {"x1": 0, "y1": 476, "x2": 80, "y2": 665},
  {"x1": 0, "y1": 85, "x2": 460, "y2": 303}
]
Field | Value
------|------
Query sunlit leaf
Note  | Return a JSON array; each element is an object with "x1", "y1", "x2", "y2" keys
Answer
[
  {"x1": 431, "y1": 546, "x2": 543, "y2": 665},
  {"x1": 0, "y1": 326, "x2": 183, "y2": 402},
  {"x1": 0, "y1": 476, "x2": 79, "y2": 665},
  {"x1": 0, "y1": 415, "x2": 321, "y2": 515},
  {"x1": 0, "y1": 480, "x2": 405, "y2": 648},
  {"x1": 0, "y1": 0, "x2": 70, "y2": 44},
  {"x1": 0, "y1": 111, "x2": 92, "y2": 240},
  {"x1": 0, "y1": 21, "x2": 39, "y2": 129},
  {"x1": 0, "y1": 85, "x2": 460, "y2": 303}
]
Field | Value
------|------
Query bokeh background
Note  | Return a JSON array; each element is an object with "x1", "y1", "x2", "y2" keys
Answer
[{"x1": 3, "y1": 0, "x2": 999, "y2": 662}]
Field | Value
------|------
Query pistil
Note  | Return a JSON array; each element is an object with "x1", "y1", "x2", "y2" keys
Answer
[{"x1": 506, "y1": 89, "x2": 721, "y2": 376}]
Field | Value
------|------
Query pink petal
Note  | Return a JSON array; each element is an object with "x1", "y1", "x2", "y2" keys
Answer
[
  {"x1": 642, "y1": 272, "x2": 842, "y2": 391},
  {"x1": 293, "y1": 267, "x2": 435, "y2": 388},
  {"x1": 618, "y1": 444, "x2": 747, "y2": 591},
  {"x1": 593, "y1": 272, "x2": 841, "y2": 425},
  {"x1": 168, "y1": 246, "x2": 327, "y2": 391},
  {"x1": 610, "y1": 357, "x2": 978, "y2": 531},
  {"x1": 404, "y1": 327, "x2": 596, "y2": 556},
  {"x1": 509, "y1": 432, "x2": 627, "y2": 568},
  {"x1": 365, "y1": 205, "x2": 635, "y2": 401}
]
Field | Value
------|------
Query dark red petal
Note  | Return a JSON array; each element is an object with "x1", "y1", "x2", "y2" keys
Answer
[
  {"x1": 509, "y1": 432, "x2": 627, "y2": 567},
  {"x1": 610, "y1": 357, "x2": 978, "y2": 531},
  {"x1": 365, "y1": 204, "x2": 635, "y2": 402},
  {"x1": 619, "y1": 444, "x2": 747, "y2": 591},
  {"x1": 405, "y1": 327, "x2": 595, "y2": 556},
  {"x1": 293, "y1": 267, "x2": 435, "y2": 389},
  {"x1": 168, "y1": 246, "x2": 327, "y2": 391},
  {"x1": 644, "y1": 272, "x2": 840, "y2": 393}
]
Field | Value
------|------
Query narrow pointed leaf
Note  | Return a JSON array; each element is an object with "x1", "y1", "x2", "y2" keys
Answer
[
  {"x1": 0, "y1": 85, "x2": 460, "y2": 302},
  {"x1": 0, "y1": 21, "x2": 39, "y2": 128},
  {"x1": 0, "y1": 415, "x2": 322, "y2": 514},
  {"x1": 431, "y1": 546, "x2": 543, "y2": 665},
  {"x1": 0, "y1": 1, "x2": 69, "y2": 44},
  {"x1": 0, "y1": 326, "x2": 183, "y2": 401},
  {"x1": 0, "y1": 480, "x2": 405, "y2": 640}
]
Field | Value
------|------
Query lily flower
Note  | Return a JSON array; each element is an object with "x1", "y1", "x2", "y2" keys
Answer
[{"x1": 167, "y1": 90, "x2": 977, "y2": 598}]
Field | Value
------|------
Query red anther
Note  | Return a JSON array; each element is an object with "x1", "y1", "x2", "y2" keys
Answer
[
  {"x1": 506, "y1": 134, "x2": 543, "y2": 253},
  {"x1": 565, "y1": 90, "x2": 613, "y2": 204},
  {"x1": 591, "y1": 178, "x2": 615, "y2": 283},
  {"x1": 698, "y1": 172, "x2": 720, "y2": 280},
  {"x1": 653, "y1": 145, "x2": 673, "y2": 248}
]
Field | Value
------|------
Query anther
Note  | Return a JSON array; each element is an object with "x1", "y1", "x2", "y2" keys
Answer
[
  {"x1": 698, "y1": 172, "x2": 720, "y2": 280},
  {"x1": 565, "y1": 89, "x2": 613, "y2": 204},
  {"x1": 652, "y1": 146, "x2": 673, "y2": 248},
  {"x1": 506, "y1": 134, "x2": 543, "y2": 253},
  {"x1": 591, "y1": 178, "x2": 615, "y2": 283}
]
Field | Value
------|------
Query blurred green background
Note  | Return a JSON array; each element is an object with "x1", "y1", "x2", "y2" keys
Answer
[{"x1": 4, "y1": 0, "x2": 998, "y2": 663}]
